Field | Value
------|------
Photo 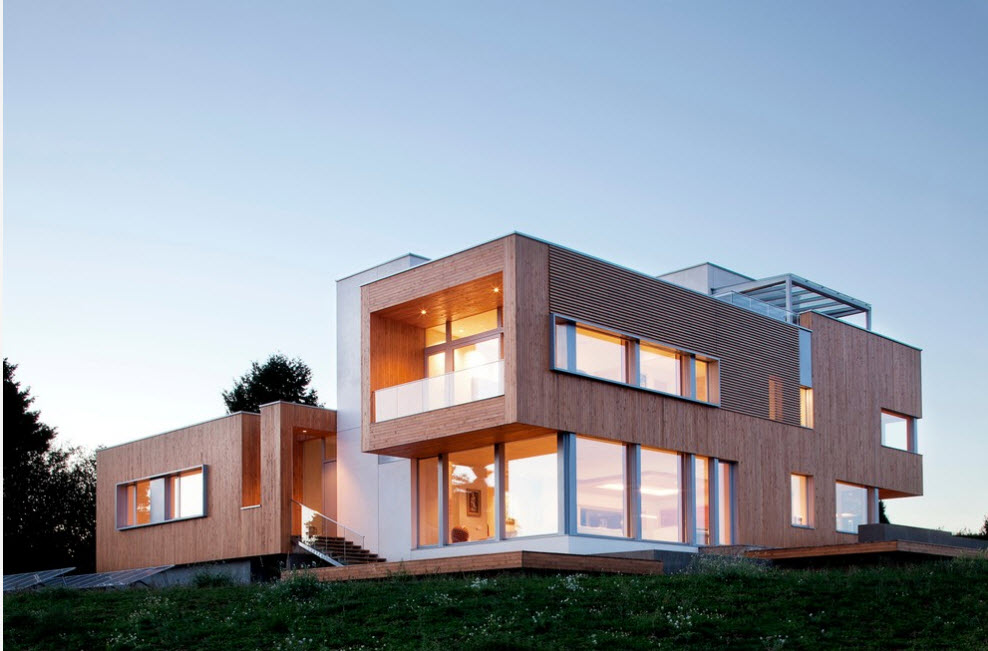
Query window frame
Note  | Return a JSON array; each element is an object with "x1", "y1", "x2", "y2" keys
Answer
[
  {"x1": 880, "y1": 409, "x2": 917, "y2": 453},
  {"x1": 790, "y1": 473, "x2": 814, "y2": 529},
  {"x1": 115, "y1": 465, "x2": 208, "y2": 531},
  {"x1": 551, "y1": 313, "x2": 721, "y2": 406},
  {"x1": 424, "y1": 308, "x2": 503, "y2": 376}
]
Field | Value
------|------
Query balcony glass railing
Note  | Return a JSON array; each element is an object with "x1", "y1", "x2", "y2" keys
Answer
[
  {"x1": 714, "y1": 291, "x2": 796, "y2": 325},
  {"x1": 374, "y1": 359, "x2": 504, "y2": 422}
]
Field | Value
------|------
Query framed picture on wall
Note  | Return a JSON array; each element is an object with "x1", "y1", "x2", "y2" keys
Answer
[{"x1": 467, "y1": 490, "x2": 481, "y2": 516}]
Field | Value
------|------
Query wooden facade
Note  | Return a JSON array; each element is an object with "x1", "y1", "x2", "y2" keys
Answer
[
  {"x1": 361, "y1": 234, "x2": 924, "y2": 549},
  {"x1": 96, "y1": 402, "x2": 335, "y2": 572}
]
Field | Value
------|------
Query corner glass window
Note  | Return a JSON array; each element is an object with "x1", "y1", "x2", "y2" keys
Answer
[{"x1": 881, "y1": 411, "x2": 912, "y2": 451}]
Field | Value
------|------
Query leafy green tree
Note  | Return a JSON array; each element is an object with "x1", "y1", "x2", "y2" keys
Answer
[
  {"x1": 3, "y1": 359, "x2": 97, "y2": 573},
  {"x1": 222, "y1": 353, "x2": 320, "y2": 413}
]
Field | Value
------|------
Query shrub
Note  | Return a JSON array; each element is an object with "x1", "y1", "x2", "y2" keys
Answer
[{"x1": 192, "y1": 572, "x2": 234, "y2": 588}]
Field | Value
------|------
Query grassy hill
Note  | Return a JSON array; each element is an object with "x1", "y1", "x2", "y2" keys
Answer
[{"x1": 5, "y1": 556, "x2": 988, "y2": 650}]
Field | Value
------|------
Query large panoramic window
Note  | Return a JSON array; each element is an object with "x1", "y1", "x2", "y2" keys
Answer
[
  {"x1": 448, "y1": 446, "x2": 495, "y2": 543},
  {"x1": 791, "y1": 474, "x2": 813, "y2": 527},
  {"x1": 835, "y1": 482, "x2": 868, "y2": 534},
  {"x1": 117, "y1": 466, "x2": 206, "y2": 529},
  {"x1": 411, "y1": 437, "x2": 741, "y2": 549},
  {"x1": 640, "y1": 447, "x2": 682, "y2": 542},
  {"x1": 504, "y1": 436, "x2": 558, "y2": 538},
  {"x1": 575, "y1": 436, "x2": 626, "y2": 537},
  {"x1": 417, "y1": 457, "x2": 439, "y2": 546},
  {"x1": 553, "y1": 316, "x2": 719, "y2": 405},
  {"x1": 881, "y1": 410, "x2": 913, "y2": 451}
]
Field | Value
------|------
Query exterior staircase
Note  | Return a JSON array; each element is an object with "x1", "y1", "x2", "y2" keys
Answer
[{"x1": 296, "y1": 535, "x2": 386, "y2": 566}]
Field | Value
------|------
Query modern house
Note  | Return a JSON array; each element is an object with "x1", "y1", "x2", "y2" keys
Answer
[{"x1": 96, "y1": 233, "x2": 923, "y2": 574}]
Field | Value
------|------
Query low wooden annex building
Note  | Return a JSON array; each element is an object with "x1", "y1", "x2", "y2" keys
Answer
[{"x1": 96, "y1": 234, "x2": 924, "y2": 574}]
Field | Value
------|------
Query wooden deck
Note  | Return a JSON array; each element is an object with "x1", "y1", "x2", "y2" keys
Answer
[
  {"x1": 746, "y1": 540, "x2": 985, "y2": 566},
  {"x1": 298, "y1": 551, "x2": 663, "y2": 582}
]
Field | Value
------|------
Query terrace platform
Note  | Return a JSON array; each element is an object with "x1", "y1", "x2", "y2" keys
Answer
[
  {"x1": 298, "y1": 550, "x2": 664, "y2": 582},
  {"x1": 745, "y1": 540, "x2": 985, "y2": 568}
]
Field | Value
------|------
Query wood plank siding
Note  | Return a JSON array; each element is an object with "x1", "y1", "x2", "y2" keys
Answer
[
  {"x1": 302, "y1": 550, "x2": 663, "y2": 582},
  {"x1": 96, "y1": 403, "x2": 336, "y2": 572},
  {"x1": 359, "y1": 234, "x2": 923, "y2": 549},
  {"x1": 547, "y1": 245, "x2": 801, "y2": 426}
]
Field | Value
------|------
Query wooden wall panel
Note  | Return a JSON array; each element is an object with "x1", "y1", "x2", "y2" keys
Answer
[
  {"x1": 356, "y1": 233, "x2": 922, "y2": 550},
  {"x1": 362, "y1": 238, "x2": 514, "y2": 453},
  {"x1": 547, "y1": 246, "x2": 802, "y2": 426},
  {"x1": 369, "y1": 315, "x2": 424, "y2": 392},
  {"x1": 97, "y1": 403, "x2": 337, "y2": 572}
]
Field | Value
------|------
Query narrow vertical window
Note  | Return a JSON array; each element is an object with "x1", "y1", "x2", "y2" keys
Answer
[
  {"x1": 695, "y1": 360, "x2": 710, "y2": 403},
  {"x1": 715, "y1": 461, "x2": 734, "y2": 545},
  {"x1": 800, "y1": 387, "x2": 814, "y2": 428},
  {"x1": 640, "y1": 448, "x2": 682, "y2": 542},
  {"x1": 554, "y1": 320, "x2": 570, "y2": 370},
  {"x1": 694, "y1": 456, "x2": 710, "y2": 545},
  {"x1": 769, "y1": 376, "x2": 784, "y2": 421},
  {"x1": 448, "y1": 447, "x2": 495, "y2": 543},
  {"x1": 242, "y1": 424, "x2": 261, "y2": 507},
  {"x1": 417, "y1": 457, "x2": 439, "y2": 546},
  {"x1": 791, "y1": 474, "x2": 813, "y2": 527}
]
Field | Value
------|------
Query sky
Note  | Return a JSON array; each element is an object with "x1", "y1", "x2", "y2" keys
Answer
[{"x1": 4, "y1": 2, "x2": 986, "y2": 532}]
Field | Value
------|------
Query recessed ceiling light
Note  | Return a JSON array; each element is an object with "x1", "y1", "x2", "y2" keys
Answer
[
  {"x1": 493, "y1": 287, "x2": 500, "y2": 293},
  {"x1": 420, "y1": 309, "x2": 427, "y2": 315}
]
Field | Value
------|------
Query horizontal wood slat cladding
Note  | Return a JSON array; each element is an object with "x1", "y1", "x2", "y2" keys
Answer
[{"x1": 548, "y1": 246, "x2": 801, "y2": 426}]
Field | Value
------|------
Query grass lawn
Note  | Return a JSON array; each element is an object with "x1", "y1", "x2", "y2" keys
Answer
[{"x1": 4, "y1": 556, "x2": 988, "y2": 650}]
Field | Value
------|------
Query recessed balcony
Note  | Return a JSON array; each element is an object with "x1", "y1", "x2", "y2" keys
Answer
[{"x1": 374, "y1": 359, "x2": 504, "y2": 422}]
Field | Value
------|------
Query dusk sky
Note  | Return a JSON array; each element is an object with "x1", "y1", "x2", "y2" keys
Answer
[{"x1": 5, "y1": 2, "x2": 986, "y2": 532}]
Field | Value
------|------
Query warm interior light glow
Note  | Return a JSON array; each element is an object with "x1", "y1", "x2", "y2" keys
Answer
[
  {"x1": 420, "y1": 309, "x2": 427, "y2": 315},
  {"x1": 493, "y1": 287, "x2": 500, "y2": 293},
  {"x1": 598, "y1": 482, "x2": 678, "y2": 497}
]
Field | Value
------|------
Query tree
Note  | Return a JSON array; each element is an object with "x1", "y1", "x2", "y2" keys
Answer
[
  {"x1": 3, "y1": 359, "x2": 97, "y2": 573},
  {"x1": 222, "y1": 353, "x2": 320, "y2": 413}
]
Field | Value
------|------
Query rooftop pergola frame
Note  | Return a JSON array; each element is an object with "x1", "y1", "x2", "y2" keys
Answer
[{"x1": 714, "y1": 274, "x2": 873, "y2": 329}]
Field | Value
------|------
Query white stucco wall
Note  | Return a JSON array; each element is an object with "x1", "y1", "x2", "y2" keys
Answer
[{"x1": 335, "y1": 254, "x2": 427, "y2": 557}]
